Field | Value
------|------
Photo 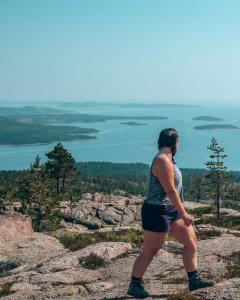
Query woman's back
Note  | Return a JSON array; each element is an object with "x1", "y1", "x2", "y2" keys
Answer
[{"x1": 144, "y1": 153, "x2": 184, "y2": 206}]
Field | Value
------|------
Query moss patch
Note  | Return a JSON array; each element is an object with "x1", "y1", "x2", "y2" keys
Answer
[
  {"x1": 225, "y1": 251, "x2": 240, "y2": 279},
  {"x1": 196, "y1": 215, "x2": 240, "y2": 231},
  {"x1": 196, "y1": 229, "x2": 221, "y2": 240},
  {"x1": 58, "y1": 229, "x2": 144, "y2": 251}
]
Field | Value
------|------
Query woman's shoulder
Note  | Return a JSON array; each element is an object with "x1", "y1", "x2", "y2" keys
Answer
[{"x1": 156, "y1": 153, "x2": 174, "y2": 165}]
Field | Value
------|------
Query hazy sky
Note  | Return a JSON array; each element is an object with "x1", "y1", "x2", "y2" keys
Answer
[{"x1": 1, "y1": 0, "x2": 240, "y2": 105}]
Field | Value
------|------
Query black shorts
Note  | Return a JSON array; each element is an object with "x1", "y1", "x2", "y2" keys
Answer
[{"x1": 141, "y1": 202, "x2": 182, "y2": 232}]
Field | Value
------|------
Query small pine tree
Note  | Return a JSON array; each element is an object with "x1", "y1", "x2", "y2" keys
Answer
[
  {"x1": 14, "y1": 155, "x2": 62, "y2": 231},
  {"x1": 192, "y1": 176, "x2": 206, "y2": 203},
  {"x1": 205, "y1": 137, "x2": 228, "y2": 220}
]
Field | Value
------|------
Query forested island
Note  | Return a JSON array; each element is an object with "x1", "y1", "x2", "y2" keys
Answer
[
  {"x1": 0, "y1": 106, "x2": 68, "y2": 115},
  {"x1": 193, "y1": 116, "x2": 223, "y2": 121},
  {"x1": 194, "y1": 124, "x2": 240, "y2": 130},
  {"x1": 56, "y1": 102, "x2": 199, "y2": 108},
  {"x1": 57, "y1": 101, "x2": 118, "y2": 107},
  {"x1": 0, "y1": 117, "x2": 98, "y2": 145},
  {"x1": 8, "y1": 113, "x2": 168, "y2": 124},
  {"x1": 120, "y1": 122, "x2": 147, "y2": 126},
  {"x1": 120, "y1": 103, "x2": 200, "y2": 108}
]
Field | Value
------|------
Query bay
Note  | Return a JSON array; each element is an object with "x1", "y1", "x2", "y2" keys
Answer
[{"x1": 0, "y1": 102, "x2": 240, "y2": 171}]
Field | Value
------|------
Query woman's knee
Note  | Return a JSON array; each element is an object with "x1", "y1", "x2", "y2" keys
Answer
[{"x1": 141, "y1": 247, "x2": 160, "y2": 259}]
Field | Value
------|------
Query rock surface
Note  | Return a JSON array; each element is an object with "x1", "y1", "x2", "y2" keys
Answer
[
  {"x1": 1, "y1": 200, "x2": 240, "y2": 299},
  {"x1": 0, "y1": 213, "x2": 32, "y2": 254}
]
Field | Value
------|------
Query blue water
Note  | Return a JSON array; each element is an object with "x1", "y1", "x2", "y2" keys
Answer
[{"x1": 0, "y1": 102, "x2": 240, "y2": 171}]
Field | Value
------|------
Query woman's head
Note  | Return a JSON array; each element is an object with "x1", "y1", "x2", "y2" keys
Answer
[{"x1": 158, "y1": 128, "x2": 179, "y2": 162}]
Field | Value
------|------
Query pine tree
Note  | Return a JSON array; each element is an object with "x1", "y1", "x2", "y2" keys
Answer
[
  {"x1": 205, "y1": 137, "x2": 228, "y2": 220},
  {"x1": 192, "y1": 176, "x2": 206, "y2": 203},
  {"x1": 15, "y1": 155, "x2": 62, "y2": 231},
  {"x1": 45, "y1": 143, "x2": 76, "y2": 195}
]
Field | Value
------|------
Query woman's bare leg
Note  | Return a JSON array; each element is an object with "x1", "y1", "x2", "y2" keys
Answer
[
  {"x1": 169, "y1": 218, "x2": 197, "y2": 272},
  {"x1": 131, "y1": 229, "x2": 168, "y2": 277}
]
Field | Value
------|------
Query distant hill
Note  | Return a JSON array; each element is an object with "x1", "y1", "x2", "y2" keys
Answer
[
  {"x1": 120, "y1": 122, "x2": 147, "y2": 126},
  {"x1": 193, "y1": 116, "x2": 223, "y2": 121},
  {"x1": 8, "y1": 113, "x2": 168, "y2": 124},
  {"x1": 0, "y1": 106, "x2": 68, "y2": 115},
  {"x1": 120, "y1": 103, "x2": 201, "y2": 108},
  {"x1": 194, "y1": 124, "x2": 239, "y2": 130},
  {"x1": 58, "y1": 101, "x2": 118, "y2": 107}
]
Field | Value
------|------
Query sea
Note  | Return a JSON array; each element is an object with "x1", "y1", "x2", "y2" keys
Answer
[{"x1": 0, "y1": 102, "x2": 240, "y2": 171}]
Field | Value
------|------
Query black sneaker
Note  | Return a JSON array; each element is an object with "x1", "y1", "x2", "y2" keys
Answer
[
  {"x1": 127, "y1": 278, "x2": 150, "y2": 299},
  {"x1": 189, "y1": 271, "x2": 215, "y2": 291}
]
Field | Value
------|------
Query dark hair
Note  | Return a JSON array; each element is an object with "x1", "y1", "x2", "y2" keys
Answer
[{"x1": 158, "y1": 128, "x2": 179, "y2": 164}]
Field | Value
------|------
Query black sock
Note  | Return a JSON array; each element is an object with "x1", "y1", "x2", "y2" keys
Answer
[
  {"x1": 187, "y1": 269, "x2": 198, "y2": 279},
  {"x1": 131, "y1": 275, "x2": 142, "y2": 282}
]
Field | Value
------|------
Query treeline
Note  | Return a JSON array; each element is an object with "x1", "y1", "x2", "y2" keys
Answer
[
  {"x1": 1, "y1": 158, "x2": 240, "y2": 207},
  {"x1": 1, "y1": 139, "x2": 240, "y2": 232}
]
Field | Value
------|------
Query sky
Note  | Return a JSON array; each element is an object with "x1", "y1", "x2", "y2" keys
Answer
[{"x1": 0, "y1": 0, "x2": 240, "y2": 105}]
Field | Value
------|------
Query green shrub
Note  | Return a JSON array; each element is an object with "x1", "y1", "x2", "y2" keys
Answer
[
  {"x1": 226, "y1": 251, "x2": 240, "y2": 279},
  {"x1": 186, "y1": 206, "x2": 215, "y2": 217},
  {"x1": 80, "y1": 253, "x2": 106, "y2": 270},
  {"x1": 58, "y1": 229, "x2": 144, "y2": 251},
  {"x1": 0, "y1": 282, "x2": 13, "y2": 297},
  {"x1": 197, "y1": 215, "x2": 240, "y2": 230}
]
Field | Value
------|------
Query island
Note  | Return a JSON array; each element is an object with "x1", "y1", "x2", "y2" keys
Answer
[
  {"x1": 0, "y1": 117, "x2": 98, "y2": 145},
  {"x1": 193, "y1": 116, "x2": 223, "y2": 121},
  {"x1": 57, "y1": 101, "x2": 118, "y2": 107},
  {"x1": 120, "y1": 103, "x2": 200, "y2": 108},
  {"x1": 8, "y1": 113, "x2": 168, "y2": 124},
  {"x1": 194, "y1": 124, "x2": 240, "y2": 130},
  {"x1": 0, "y1": 106, "x2": 69, "y2": 115},
  {"x1": 120, "y1": 122, "x2": 148, "y2": 126}
]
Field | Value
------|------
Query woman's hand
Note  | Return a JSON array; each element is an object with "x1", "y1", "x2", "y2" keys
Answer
[{"x1": 180, "y1": 211, "x2": 195, "y2": 227}]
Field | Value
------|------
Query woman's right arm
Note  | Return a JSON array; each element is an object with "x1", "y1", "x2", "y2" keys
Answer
[{"x1": 153, "y1": 156, "x2": 194, "y2": 227}]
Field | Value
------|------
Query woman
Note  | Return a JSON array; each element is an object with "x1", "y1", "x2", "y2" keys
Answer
[{"x1": 127, "y1": 128, "x2": 215, "y2": 299}]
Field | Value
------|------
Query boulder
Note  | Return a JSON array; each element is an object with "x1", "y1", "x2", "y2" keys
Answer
[
  {"x1": 121, "y1": 207, "x2": 135, "y2": 225},
  {"x1": 98, "y1": 207, "x2": 122, "y2": 225},
  {"x1": 75, "y1": 242, "x2": 132, "y2": 261},
  {"x1": 128, "y1": 196, "x2": 144, "y2": 205},
  {"x1": 93, "y1": 192, "x2": 103, "y2": 202},
  {"x1": 191, "y1": 278, "x2": 240, "y2": 300},
  {"x1": 0, "y1": 213, "x2": 32, "y2": 255},
  {"x1": 30, "y1": 268, "x2": 100, "y2": 285},
  {"x1": 82, "y1": 193, "x2": 93, "y2": 201},
  {"x1": 198, "y1": 233, "x2": 240, "y2": 257},
  {"x1": 183, "y1": 201, "x2": 211, "y2": 210},
  {"x1": 85, "y1": 281, "x2": 114, "y2": 293},
  {"x1": 5, "y1": 232, "x2": 66, "y2": 270}
]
